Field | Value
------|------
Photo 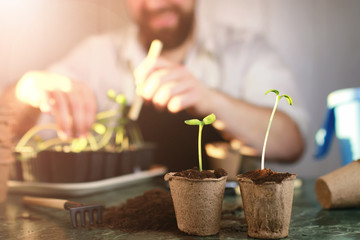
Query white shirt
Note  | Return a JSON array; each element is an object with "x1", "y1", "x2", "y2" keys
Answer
[{"x1": 47, "y1": 19, "x2": 308, "y2": 137}]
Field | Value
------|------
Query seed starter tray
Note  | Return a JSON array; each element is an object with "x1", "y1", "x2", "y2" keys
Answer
[{"x1": 7, "y1": 166, "x2": 167, "y2": 197}]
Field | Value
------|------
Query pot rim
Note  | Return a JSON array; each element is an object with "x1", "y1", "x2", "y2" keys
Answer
[
  {"x1": 164, "y1": 171, "x2": 228, "y2": 182},
  {"x1": 237, "y1": 172, "x2": 296, "y2": 184}
]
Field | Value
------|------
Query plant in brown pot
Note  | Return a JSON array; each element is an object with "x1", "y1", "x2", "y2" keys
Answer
[
  {"x1": 12, "y1": 90, "x2": 153, "y2": 183},
  {"x1": 164, "y1": 113, "x2": 228, "y2": 236},
  {"x1": 0, "y1": 104, "x2": 14, "y2": 203},
  {"x1": 237, "y1": 89, "x2": 296, "y2": 239}
]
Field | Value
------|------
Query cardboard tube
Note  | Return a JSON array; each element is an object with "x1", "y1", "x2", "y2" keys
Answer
[{"x1": 315, "y1": 159, "x2": 360, "y2": 209}]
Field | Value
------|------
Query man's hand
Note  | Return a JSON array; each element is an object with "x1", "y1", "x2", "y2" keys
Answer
[
  {"x1": 135, "y1": 57, "x2": 213, "y2": 115},
  {"x1": 15, "y1": 71, "x2": 97, "y2": 139}
]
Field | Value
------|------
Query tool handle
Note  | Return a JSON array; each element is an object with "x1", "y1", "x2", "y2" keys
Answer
[
  {"x1": 127, "y1": 97, "x2": 143, "y2": 121},
  {"x1": 128, "y1": 39, "x2": 163, "y2": 121},
  {"x1": 22, "y1": 196, "x2": 68, "y2": 210}
]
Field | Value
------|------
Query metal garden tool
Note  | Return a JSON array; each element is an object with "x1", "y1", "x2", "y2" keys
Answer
[{"x1": 22, "y1": 196, "x2": 104, "y2": 228}]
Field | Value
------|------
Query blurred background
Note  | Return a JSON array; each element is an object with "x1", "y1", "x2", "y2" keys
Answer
[{"x1": 0, "y1": 0, "x2": 359, "y2": 178}]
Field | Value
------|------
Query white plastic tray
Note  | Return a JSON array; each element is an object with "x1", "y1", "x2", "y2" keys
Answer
[{"x1": 7, "y1": 166, "x2": 167, "y2": 197}]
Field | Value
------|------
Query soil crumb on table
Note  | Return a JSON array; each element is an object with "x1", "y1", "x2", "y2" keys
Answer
[
  {"x1": 100, "y1": 188, "x2": 178, "y2": 232},
  {"x1": 174, "y1": 167, "x2": 227, "y2": 179},
  {"x1": 240, "y1": 168, "x2": 293, "y2": 184}
]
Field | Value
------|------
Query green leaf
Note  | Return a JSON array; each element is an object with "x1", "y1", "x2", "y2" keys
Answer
[
  {"x1": 202, "y1": 113, "x2": 216, "y2": 125},
  {"x1": 280, "y1": 94, "x2": 293, "y2": 106},
  {"x1": 93, "y1": 123, "x2": 106, "y2": 135},
  {"x1": 115, "y1": 127, "x2": 124, "y2": 145},
  {"x1": 107, "y1": 89, "x2": 116, "y2": 99},
  {"x1": 185, "y1": 119, "x2": 202, "y2": 125},
  {"x1": 265, "y1": 89, "x2": 279, "y2": 96},
  {"x1": 115, "y1": 94, "x2": 127, "y2": 105},
  {"x1": 71, "y1": 138, "x2": 88, "y2": 153}
]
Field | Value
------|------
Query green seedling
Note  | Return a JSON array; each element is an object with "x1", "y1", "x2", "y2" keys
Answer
[
  {"x1": 15, "y1": 89, "x2": 143, "y2": 154},
  {"x1": 185, "y1": 113, "x2": 216, "y2": 172},
  {"x1": 261, "y1": 89, "x2": 293, "y2": 170}
]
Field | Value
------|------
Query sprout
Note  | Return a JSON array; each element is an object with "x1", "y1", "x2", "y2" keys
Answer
[
  {"x1": 185, "y1": 113, "x2": 216, "y2": 172},
  {"x1": 261, "y1": 89, "x2": 293, "y2": 170},
  {"x1": 15, "y1": 89, "x2": 142, "y2": 153}
]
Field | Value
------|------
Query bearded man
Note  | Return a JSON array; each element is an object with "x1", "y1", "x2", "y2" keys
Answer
[{"x1": 4, "y1": 0, "x2": 307, "y2": 171}]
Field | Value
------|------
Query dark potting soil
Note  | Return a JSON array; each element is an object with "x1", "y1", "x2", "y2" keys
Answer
[
  {"x1": 99, "y1": 188, "x2": 178, "y2": 232},
  {"x1": 173, "y1": 167, "x2": 227, "y2": 179},
  {"x1": 98, "y1": 187, "x2": 244, "y2": 234},
  {"x1": 241, "y1": 168, "x2": 294, "y2": 184}
]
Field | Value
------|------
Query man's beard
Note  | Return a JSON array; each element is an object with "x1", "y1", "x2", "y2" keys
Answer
[{"x1": 137, "y1": 5, "x2": 195, "y2": 51}]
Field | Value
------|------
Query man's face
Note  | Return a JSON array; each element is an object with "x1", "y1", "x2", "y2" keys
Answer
[{"x1": 126, "y1": 0, "x2": 196, "y2": 51}]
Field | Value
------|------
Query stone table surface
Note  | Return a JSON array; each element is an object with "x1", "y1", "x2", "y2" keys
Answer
[{"x1": 1, "y1": 177, "x2": 360, "y2": 240}]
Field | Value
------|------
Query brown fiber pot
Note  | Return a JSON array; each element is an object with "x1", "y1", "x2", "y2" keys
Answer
[
  {"x1": 164, "y1": 172, "x2": 227, "y2": 236},
  {"x1": 205, "y1": 142, "x2": 242, "y2": 181},
  {"x1": 315, "y1": 159, "x2": 360, "y2": 209},
  {"x1": 237, "y1": 173, "x2": 296, "y2": 239},
  {"x1": 0, "y1": 162, "x2": 11, "y2": 203},
  {"x1": 0, "y1": 149, "x2": 14, "y2": 203}
]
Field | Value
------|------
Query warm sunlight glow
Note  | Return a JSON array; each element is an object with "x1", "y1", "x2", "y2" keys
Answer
[
  {"x1": 230, "y1": 139, "x2": 258, "y2": 156},
  {"x1": 212, "y1": 119, "x2": 226, "y2": 131},
  {"x1": 15, "y1": 71, "x2": 72, "y2": 111},
  {"x1": 240, "y1": 145, "x2": 258, "y2": 157},
  {"x1": 205, "y1": 142, "x2": 227, "y2": 159}
]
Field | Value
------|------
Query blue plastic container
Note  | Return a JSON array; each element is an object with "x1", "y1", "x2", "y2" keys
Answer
[{"x1": 315, "y1": 87, "x2": 360, "y2": 165}]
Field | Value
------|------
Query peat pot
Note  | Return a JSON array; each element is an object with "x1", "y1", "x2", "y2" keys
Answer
[
  {"x1": 237, "y1": 171, "x2": 296, "y2": 239},
  {"x1": 164, "y1": 172, "x2": 227, "y2": 236}
]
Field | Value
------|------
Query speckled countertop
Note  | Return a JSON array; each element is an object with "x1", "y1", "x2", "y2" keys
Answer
[{"x1": 1, "y1": 177, "x2": 360, "y2": 240}]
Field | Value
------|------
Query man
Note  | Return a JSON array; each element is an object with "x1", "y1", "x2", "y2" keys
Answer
[{"x1": 4, "y1": 0, "x2": 307, "y2": 171}]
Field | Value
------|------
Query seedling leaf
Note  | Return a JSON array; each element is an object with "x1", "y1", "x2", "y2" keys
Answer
[
  {"x1": 185, "y1": 113, "x2": 216, "y2": 171},
  {"x1": 265, "y1": 89, "x2": 279, "y2": 96},
  {"x1": 71, "y1": 138, "x2": 88, "y2": 153},
  {"x1": 93, "y1": 123, "x2": 106, "y2": 135},
  {"x1": 203, "y1": 113, "x2": 216, "y2": 125},
  {"x1": 185, "y1": 119, "x2": 202, "y2": 125},
  {"x1": 281, "y1": 94, "x2": 293, "y2": 106},
  {"x1": 115, "y1": 94, "x2": 127, "y2": 105},
  {"x1": 107, "y1": 89, "x2": 116, "y2": 99}
]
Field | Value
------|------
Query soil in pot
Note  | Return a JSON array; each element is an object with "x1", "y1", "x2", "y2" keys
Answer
[
  {"x1": 165, "y1": 167, "x2": 228, "y2": 236},
  {"x1": 173, "y1": 167, "x2": 227, "y2": 179},
  {"x1": 237, "y1": 168, "x2": 296, "y2": 239},
  {"x1": 241, "y1": 168, "x2": 293, "y2": 184}
]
